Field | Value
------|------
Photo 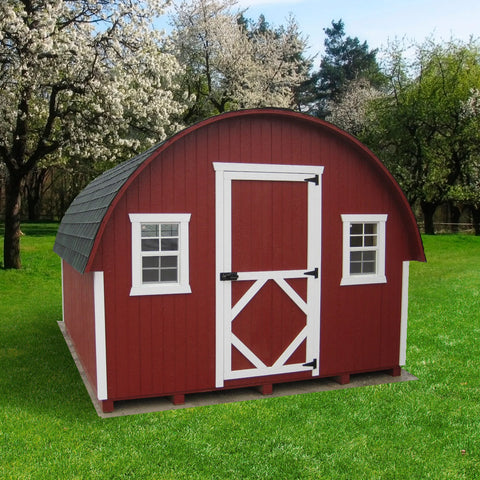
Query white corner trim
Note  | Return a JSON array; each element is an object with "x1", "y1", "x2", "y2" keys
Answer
[
  {"x1": 93, "y1": 271, "x2": 108, "y2": 401},
  {"x1": 399, "y1": 261, "x2": 410, "y2": 366},
  {"x1": 60, "y1": 259, "x2": 65, "y2": 323}
]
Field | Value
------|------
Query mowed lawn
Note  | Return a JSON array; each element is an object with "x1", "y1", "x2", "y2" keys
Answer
[{"x1": 0, "y1": 224, "x2": 479, "y2": 479}]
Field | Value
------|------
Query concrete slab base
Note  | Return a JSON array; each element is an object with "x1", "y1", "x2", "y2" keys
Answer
[{"x1": 59, "y1": 322, "x2": 417, "y2": 419}]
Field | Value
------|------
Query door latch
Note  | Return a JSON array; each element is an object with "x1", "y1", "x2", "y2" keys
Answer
[
  {"x1": 303, "y1": 359, "x2": 317, "y2": 369},
  {"x1": 220, "y1": 272, "x2": 239, "y2": 281}
]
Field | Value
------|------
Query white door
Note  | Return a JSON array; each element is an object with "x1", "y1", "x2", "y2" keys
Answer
[{"x1": 214, "y1": 163, "x2": 323, "y2": 388}]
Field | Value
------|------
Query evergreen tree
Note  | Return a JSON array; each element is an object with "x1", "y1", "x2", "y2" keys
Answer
[{"x1": 306, "y1": 19, "x2": 384, "y2": 118}]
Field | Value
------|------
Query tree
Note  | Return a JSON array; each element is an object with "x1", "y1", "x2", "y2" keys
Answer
[
  {"x1": 0, "y1": 0, "x2": 185, "y2": 268},
  {"x1": 451, "y1": 87, "x2": 480, "y2": 234},
  {"x1": 326, "y1": 78, "x2": 384, "y2": 137},
  {"x1": 306, "y1": 19, "x2": 384, "y2": 118},
  {"x1": 362, "y1": 39, "x2": 480, "y2": 234},
  {"x1": 169, "y1": 0, "x2": 311, "y2": 123}
]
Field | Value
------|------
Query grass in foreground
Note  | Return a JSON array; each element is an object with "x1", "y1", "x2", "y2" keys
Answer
[{"x1": 0, "y1": 226, "x2": 479, "y2": 479}]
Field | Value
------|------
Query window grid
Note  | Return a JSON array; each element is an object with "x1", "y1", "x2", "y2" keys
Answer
[
  {"x1": 140, "y1": 223, "x2": 179, "y2": 284},
  {"x1": 349, "y1": 223, "x2": 378, "y2": 276},
  {"x1": 129, "y1": 213, "x2": 191, "y2": 296},
  {"x1": 340, "y1": 214, "x2": 387, "y2": 286}
]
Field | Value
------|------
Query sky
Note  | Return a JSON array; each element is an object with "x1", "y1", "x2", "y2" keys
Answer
[{"x1": 235, "y1": 0, "x2": 480, "y2": 63}]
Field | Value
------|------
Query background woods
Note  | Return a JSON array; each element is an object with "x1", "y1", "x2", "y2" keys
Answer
[{"x1": 1, "y1": 0, "x2": 479, "y2": 268}]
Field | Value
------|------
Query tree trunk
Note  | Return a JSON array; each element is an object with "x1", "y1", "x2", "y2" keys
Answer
[
  {"x1": 472, "y1": 207, "x2": 480, "y2": 236},
  {"x1": 3, "y1": 171, "x2": 23, "y2": 269},
  {"x1": 25, "y1": 167, "x2": 48, "y2": 221},
  {"x1": 449, "y1": 202, "x2": 461, "y2": 233},
  {"x1": 421, "y1": 200, "x2": 437, "y2": 235}
]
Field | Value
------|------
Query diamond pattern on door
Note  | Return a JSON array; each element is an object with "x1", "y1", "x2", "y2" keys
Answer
[{"x1": 232, "y1": 279, "x2": 307, "y2": 369}]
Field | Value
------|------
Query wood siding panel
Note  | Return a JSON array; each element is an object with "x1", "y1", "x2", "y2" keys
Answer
[
  {"x1": 94, "y1": 113, "x2": 418, "y2": 402},
  {"x1": 62, "y1": 261, "x2": 97, "y2": 393},
  {"x1": 319, "y1": 135, "x2": 407, "y2": 376}
]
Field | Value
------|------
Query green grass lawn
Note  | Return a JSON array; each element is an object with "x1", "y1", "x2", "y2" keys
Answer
[{"x1": 1, "y1": 225, "x2": 479, "y2": 479}]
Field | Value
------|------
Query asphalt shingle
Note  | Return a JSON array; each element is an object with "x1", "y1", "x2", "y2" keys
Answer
[{"x1": 54, "y1": 143, "x2": 160, "y2": 273}]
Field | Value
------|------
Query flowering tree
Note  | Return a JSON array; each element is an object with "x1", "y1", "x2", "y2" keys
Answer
[
  {"x1": 350, "y1": 39, "x2": 480, "y2": 234},
  {"x1": 0, "y1": 0, "x2": 185, "y2": 268},
  {"x1": 326, "y1": 78, "x2": 383, "y2": 137},
  {"x1": 170, "y1": 0, "x2": 311, "y2": 123},
  {"x1": 452, "y1": 88, "x2": 480, "y2": 234}
]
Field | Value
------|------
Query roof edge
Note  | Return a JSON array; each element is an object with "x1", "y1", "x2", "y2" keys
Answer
[{"x1": 84, "y1": 108, "x2": 425, "y2": 271}]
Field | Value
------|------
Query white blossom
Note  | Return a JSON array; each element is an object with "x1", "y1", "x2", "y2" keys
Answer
[
  {"x1": 461, "y1": 88, "x2": 480, "y2": 119},
  {"x1": 326, "y1": 79, "x2": 384, "y2": 136},
  {"x1": 169, "y1": 0, "x2": 310, "y2": 113},
  {"x1": 0, "y1": 0, "x2": 187, "y2": 171}
]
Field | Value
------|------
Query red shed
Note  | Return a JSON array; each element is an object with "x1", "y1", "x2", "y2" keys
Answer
[{"x1": 54, "y1": 109, "x2": 425, "y2": 413}]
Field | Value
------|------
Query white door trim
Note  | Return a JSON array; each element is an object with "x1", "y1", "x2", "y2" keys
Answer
[{"x1": 214, "y1": 162, "x2": 323, "y2": 388}]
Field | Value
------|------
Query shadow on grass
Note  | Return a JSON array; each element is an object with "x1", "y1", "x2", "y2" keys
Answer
[
  {"x1": 0, "y1": 311, "x2": 95, "y2": 420},
  {"x1": 0, "y1": 221, "x2": 59, "y2": 238},
  {"x1": 21, "y1": 222, "x2": 59, "y2": 237}
]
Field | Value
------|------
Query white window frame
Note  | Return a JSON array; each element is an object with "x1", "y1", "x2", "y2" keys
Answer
[
  {"x1": 129, "y1": 213, "x2": 191, "y2": 296},
  {"x1": 340, "y1": 214, "x2": 387, "y2": 286}
]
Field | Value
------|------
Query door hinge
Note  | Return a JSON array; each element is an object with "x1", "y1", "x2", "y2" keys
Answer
[
  {"x1": 305, "y1": 174, "x2": 319, "y2": 185},
  {"x1": 303, "y1": 358, "x2": 317, "y2": 369},
  {"x1": 304, "y1": 267, "x2": 318, "y2": 279},
  {"x1": 220, "y1": 272, "x2": 239, "y2": 281}
]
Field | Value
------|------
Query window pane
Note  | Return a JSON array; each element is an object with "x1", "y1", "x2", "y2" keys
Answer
[
  {"x1": 161, "y1": 238, "x2": 178, "y2": 251},
  {"x1": 363, "y1": 251, "x2": 376, "y2": 262},
  {"x1": 350, "y1": 224, "x2": 363, "y2": 235},
  {"x1": 142, "y1": 269, "x2": 159, "y2": 283},
  {"x1": 141, "y1": 224, "x2": 159, "y2": 237},
  {"x1": 362, "y1": 262, "x2": 376, "y2": 274},
  {"x1": 364, "y1": 224, "x2": 377, "y2": 235},
  {"x1": 160, "y1": 269, "x2": 178, "y2": 282},
  {"x1": 350, "y1": 236, "x2": 363, "y2": 247},
  {"x1": 350, "y1": 262, "x2": 362, "y2": 274},
  {"x1": 364, "y1": 235, "x2": 377, "y2": 247},
  {"x1": 161, "y1": 224, "x2": 179, "y2": 237},
  {"x1": 142, "y1": 256, "x2": 159, "y2": 268},
  {"x1": 161, "y1": 256, "x2": 178, "y2": 268},
  {"x1": 142, "y1": 239, "x2": 159, "y2": 251},
  {"x1": 351, "y1": 251, "x2": 362, "y2": 262}
]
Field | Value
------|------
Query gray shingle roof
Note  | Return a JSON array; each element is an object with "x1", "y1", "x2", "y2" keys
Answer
[{"x1": 54, "y1": 143, "x2": 161, "y2": 273}]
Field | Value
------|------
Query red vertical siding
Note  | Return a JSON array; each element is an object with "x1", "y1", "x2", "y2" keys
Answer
[
  {"x1": 62, "y1": 261, "x2": 97, "y2": 394},
  {"x1": 87, "y1": 111, "x2": 423, "y2": 402}
]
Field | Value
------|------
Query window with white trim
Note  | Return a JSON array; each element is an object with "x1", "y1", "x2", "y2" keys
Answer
[
  {"x1": 129, "y1": 213, "x2": 191, "y2": 296},
  {"x1": 340, "y1": 214, "x2": 387, "y2": 286}
]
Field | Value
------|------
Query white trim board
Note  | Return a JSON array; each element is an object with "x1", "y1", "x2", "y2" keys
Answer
[
  {"x1": 399, "y1": 261, "x2": 410, "y2": 366},
  {"x1": 213, "y1": 162, "x2": 324, "y2": 175},
  {"x1": 94, "y1": 271, "x2": 108, "y2": 401},
  {"x1": 61, "y1": 259, "x2": 65, "y2": 322}
]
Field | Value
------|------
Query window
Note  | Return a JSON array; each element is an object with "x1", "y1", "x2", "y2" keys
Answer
[
  {"x1": 340, "y1": 214, "x2": 387, "y2": 286},
  {"x1": 129, "y1": 214, "x2": 191, "y2": 296}
]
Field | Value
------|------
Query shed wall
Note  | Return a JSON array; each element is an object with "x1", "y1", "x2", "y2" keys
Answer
[
  {"x1": 91, "y1": 114, "x2": 420, "y2": 401},
  {"x1": 62, "y1": 260, "x2": 98, "y2": 393}
]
